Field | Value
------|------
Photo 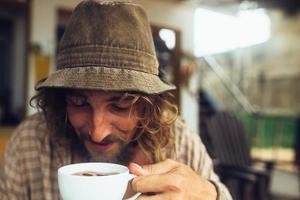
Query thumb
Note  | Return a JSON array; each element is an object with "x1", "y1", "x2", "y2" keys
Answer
[
  {"x1": 129, "y1": 159, "x2": 178, "y2": 176},
  {"x1": 128, "y1": 163, "x2": 150, "y2": 176}
]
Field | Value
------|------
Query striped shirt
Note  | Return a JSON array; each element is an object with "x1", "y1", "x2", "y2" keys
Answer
[{"x1": 0, "y1": 113, "x2": 232, "y2": 200}]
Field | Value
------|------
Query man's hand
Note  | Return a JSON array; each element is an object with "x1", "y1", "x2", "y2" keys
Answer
[{"x1": 128, "y1": 159, "x2": 217, "y2": 200}]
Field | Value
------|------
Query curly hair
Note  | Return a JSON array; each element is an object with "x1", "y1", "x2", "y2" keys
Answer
[{"x1": 31, "y1": 86, "x2": 178, "y2": 163}]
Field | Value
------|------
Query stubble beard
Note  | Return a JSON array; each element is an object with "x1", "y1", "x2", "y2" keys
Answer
[
  {"x1": 75, "y1": 130, "x2": 137, "y2": 166},
  {"x1": 87, "y1": 141, "x2": 136, "y2": 165}
]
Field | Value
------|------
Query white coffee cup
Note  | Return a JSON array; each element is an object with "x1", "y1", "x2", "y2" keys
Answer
[{"x1": 58, "y1": 162, "x2": 139, "y2": 200}]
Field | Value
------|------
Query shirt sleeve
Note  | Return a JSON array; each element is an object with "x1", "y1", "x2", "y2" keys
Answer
[
  {"x1": 0, "y1": 123, "x2": 29, "y2": 200},
  {"x1": 174, "y1": 118, "x2": 233, "y2": 200}
]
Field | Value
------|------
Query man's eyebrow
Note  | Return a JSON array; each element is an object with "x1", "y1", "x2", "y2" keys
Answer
[{"x1": 107, "y1": 94, "x2": 135, "y2": 102}]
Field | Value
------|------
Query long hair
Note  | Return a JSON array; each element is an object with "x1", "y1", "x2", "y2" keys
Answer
[{"x1": 30, "y1": 87, "x2": 178, "y2": 163}]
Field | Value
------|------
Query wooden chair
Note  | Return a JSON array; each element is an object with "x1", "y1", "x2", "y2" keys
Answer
[{"x1": 206, "y1": 111, "x2": 273, "y2": 200}]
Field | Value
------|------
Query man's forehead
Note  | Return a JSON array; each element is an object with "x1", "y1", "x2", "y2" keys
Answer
[
  {"x1": 65, "y1": 90, "x2": 135, "y2": 101},
  {"x1": 66, "y1": 90, "x2": 124, "y2": 96}
]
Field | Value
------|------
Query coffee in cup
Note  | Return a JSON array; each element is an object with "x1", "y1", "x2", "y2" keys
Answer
[{"x1": 73, "y1": 171, "x2": 120, "y2": 176}]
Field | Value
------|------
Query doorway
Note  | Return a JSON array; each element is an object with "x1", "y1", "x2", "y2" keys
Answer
[{"x1": 0, "y1": 1, "x2": 30, "y2": 125}]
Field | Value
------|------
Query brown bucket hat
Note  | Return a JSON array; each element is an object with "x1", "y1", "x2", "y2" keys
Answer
[{"x1": 36, "y1": 0, "x2": 176, "y2": 94}]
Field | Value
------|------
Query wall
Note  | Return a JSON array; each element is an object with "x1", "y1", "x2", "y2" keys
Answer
[
  {"x1": 27, "y1": 0, "x2": 200, "y2": 133},
  {"x1": 201, "y1": 9, "x2": 300, "y2": 115}
]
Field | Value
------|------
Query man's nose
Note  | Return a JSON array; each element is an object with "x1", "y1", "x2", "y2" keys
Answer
[{"x1": 90, "y1": 110, "x2": 112, "y2": 142}]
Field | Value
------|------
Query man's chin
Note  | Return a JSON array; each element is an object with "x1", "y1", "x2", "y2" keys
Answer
[
  {"x1": 84, "y1": 140, "x2": 119, "y2": 153},
  {"x1": 83, "y1": 141, "x2": 135, "y2": 165},
  {"x1": 85, "y1": 145, "x2": 121, "y2": 163},
  {"x1": 87, "y1": 149, "x2": 120, "y2": 162}
]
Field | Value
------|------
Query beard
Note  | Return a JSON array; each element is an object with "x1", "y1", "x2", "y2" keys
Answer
[{"x1": 74, "y1": 129, "x2": 138, "y2": 166}]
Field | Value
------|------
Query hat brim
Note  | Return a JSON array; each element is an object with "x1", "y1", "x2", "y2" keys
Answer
[{"x1": 36, "y1": 66, "x2": 176, "y2": 94}]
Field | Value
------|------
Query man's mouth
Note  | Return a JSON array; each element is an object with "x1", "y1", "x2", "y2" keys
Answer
[{"x1": 84, "y1": 140, "x2": 116, "y2": 153}]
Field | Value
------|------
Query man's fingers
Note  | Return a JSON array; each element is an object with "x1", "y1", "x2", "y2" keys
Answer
[
  {"x1": 136, "y1": 193, "x2": 164, "y2": 200},
  {"x1": 129, "y1": 159, "x2": 179, "y2": 177},
  {"x1": 141, "y1": 159, "x2": 179, "y2": 175},
  {"x1": 129, "y1": 159, "x2": 183, "y2": 199},
  {"x1": 132, "y1": 173, "x2": 181, "y2": 194},
  {"x1": 136, "y1": 192, "x2": 180, "y2": 200},
  {"x1": 129, "y1": 163, "x2": 150, "y2": 176}
]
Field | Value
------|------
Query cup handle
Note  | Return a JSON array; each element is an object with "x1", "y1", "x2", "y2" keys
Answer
[{"x1": 124, "y1": 174, "x2": 140, "y2": 200}]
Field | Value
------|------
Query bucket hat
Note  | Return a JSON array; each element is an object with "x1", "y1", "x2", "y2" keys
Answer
[{"x1": 36, "y1": 0, "x2": 176, "y2": 94}]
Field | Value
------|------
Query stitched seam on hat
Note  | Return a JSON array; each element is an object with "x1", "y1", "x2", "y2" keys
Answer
[
  {"x1": 56, "y1": 63, "x2": 158, "y2": 75},
  {"x1": 64, "y1": 67, "x2": 158, "y2": 76},
  {"x1": 58, "y1": 51, "x2": 156, "y2": 61},
  {"x1": 55, "y1": 66, "x2": 158, "y2": 76},
  {"x1": 58, "y1": 64, "x2": 157, "y2": 75},
  {"x1": 57, "y1": 52, "x2": 157, "y2": 67},
  {"x1": 58, "y1": 58, "x2": 156, "y2": 70},
  {"x1": 59, "y1": 45, "x2": 157, "y2": 59}
]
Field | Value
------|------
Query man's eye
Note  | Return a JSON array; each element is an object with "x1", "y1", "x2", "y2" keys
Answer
[{"x1": 111, "y1": 104, "x2": 130, "y2": 112}]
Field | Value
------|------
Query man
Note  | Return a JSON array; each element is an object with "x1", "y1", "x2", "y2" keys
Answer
[{"x1": 0, "y1": 1, "x2": 232, "y2": 199}]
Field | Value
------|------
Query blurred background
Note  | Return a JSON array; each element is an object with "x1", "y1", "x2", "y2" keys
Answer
[{"x1": 0, "y1": 0, "x2": 300, "y2": 199}]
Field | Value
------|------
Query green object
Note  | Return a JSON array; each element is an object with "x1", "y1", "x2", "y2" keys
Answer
[{"x1": 237, "y1": 112, "x2": 296, "y2": 148}]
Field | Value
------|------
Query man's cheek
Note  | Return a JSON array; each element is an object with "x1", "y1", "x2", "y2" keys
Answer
[
  {"x1": 68, "y1": 113, "x2": 88, "y2": 128},
  {"x1": 69, "y1": 118, "x2": 81, "y2": 130},
  {"x1": 120, "y1": 117, "x2": 138, "y2": 131}
]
